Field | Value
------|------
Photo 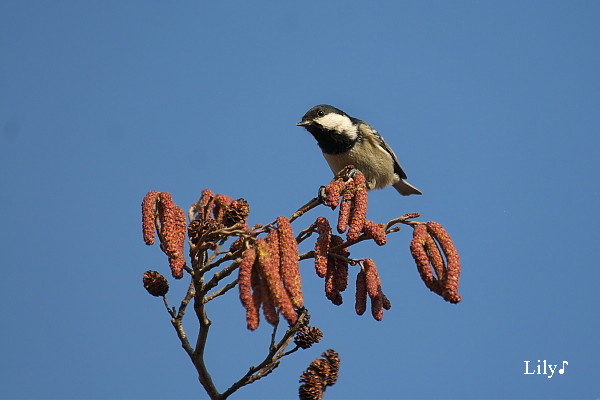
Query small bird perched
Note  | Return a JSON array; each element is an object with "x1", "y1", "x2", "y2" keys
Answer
[{"x1": 297, "y1": 104, "x2": 422, "y2": 196}]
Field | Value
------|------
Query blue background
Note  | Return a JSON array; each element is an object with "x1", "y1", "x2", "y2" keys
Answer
[{"x1": 1, "y1": 1, "x2": 599, "y2": 399}]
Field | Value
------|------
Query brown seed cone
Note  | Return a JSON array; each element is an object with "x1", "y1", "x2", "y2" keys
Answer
[
  {"x1": 142, "y1": 191, "x2": 159, "y2": 245},
  {"x1": 294, "y1": 326, "x2": 324, "y2": 349},
  {"x1": 337, "y1": 180, "x2": 355, "y2": 234},
  {"x1": 187, "y1": 218, "x2": 223, "y2": 247},
  {"x1": 277, "y1": 216, "x2": 304, "y2": 308},
  {"x1": 238, "y1": 248, "x2": 260, "y2": 330},
  {"x1": 314, "y1": 217, "x2": 331, "y2": 278},
  {"x1": 323, "y1": 178, "x2": 346, "y2": 208},
  {"x1": 347, "y1": 173, "x2": 368, "y2": 241},
  {"x1": 410, "y1": 224, "x2": 442, "y2": 294},
  {"x1": 355, "y1": 270, "x2": 367, "y2": 316},
  {"x1": 362, "y1": 220, "x2": 387, "y2": 246},
  {"x1": 299, "y1": 358, "x2": 331, "y2": 400},
  {"x1": 426, "y1": 221, "x2": 462, "y2": 304},
  {"x1": 256, "y1": 239, "x2": 298, "y2": 325},
  {"x1": 222, "y1": 198, "x2": 250, "y2": 227},
  {"x1": 322, "y1": 349, "x2": 340, "y2": 386},
  {"x1": 295, "y1": 307, "x2": 311, "y2": 328},
  {"x1": 325, "y1": 257, "x2": 343, "y2": 305},
  {"x1": 143, "y1": 270, "x2": 169, "y2": 297}
]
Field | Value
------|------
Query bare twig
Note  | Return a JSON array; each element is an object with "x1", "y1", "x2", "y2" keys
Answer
[
  {"x1": 177, "y1": 280, "x2": 196, "y2": 319},
  {"x1": 204, "y1": 260, "x2": 241, "y2": 293},
  {"x1": 190, "y1": 273, "x2": 220, "y2": 399},
  {"x1": 256, "y1": 197, "x2": 322, "y2": 236},
  {"x1": 220, "y1": 310, "x2": 309, "y2": 399},
  {"x1": 289, "y1": 197, "x2": 321, "y2": 223},
  {"x1": 167, "y1": 280, "x2": 196, "y2": 357},
  {"x1": 296, "y1": 221, "x2": 318, "y2": 244},
  {"x1": 385, "y1": 212, "x2": 421, "y2": 230},
  {"x1": 162, "y1": 295, "x2": 176, "y2": 318},
  {"x1": 204, "y1": 279, "x2": 239, "y2": 303}
]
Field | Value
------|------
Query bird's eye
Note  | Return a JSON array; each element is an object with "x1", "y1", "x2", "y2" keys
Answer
[{"x1": 317, "y1": 110, "x2": 325, "y2": 117}]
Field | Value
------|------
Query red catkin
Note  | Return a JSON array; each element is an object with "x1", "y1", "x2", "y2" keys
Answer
[
  {"x1": 142, "y1": 190, "x2": 159, "y2": 245},
  {"x1": 314, "y1": 217, "x2": 331, "y2": 278},
  {"x1": 426, "y1": 221, "x2": 462, "y2": 304},
  {"x1": 337, "y1": 180, "x2": 355, "y2": 234},
  {"x1": 355, "y1": 270, "x2": 367, "y2": 316},
  {"x1": 347, "y1": 173, "x2": 368, "y2": 241},
  {"x1": 276, "y1": 216, "x2": 304, "y2": 308},
  {"x1": 238, "y1": 248, "x2": 259, "y2": 330},
  {"x1": 362, "y1": 220, "x2": 387, "y2": 246},
  {"x1": 256, "y1": 239, "x2": 298, "y2": 325}
]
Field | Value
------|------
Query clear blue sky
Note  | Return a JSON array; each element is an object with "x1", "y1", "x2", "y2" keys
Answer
[{"x1": 1, "y1": 1, "x2": 599, "y2": 399}]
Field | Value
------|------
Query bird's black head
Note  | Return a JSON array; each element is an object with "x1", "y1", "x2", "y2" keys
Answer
[
  {"x1": 297, "y1": 104, "x2": 347, "y2": 127},
  {"x1": 296, "y1": 104, "x2": 359, "y2": 155}
]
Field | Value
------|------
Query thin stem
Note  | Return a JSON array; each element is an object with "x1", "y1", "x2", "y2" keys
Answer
[
  {"x1": 219, "y1": 310, "x2": 309, "y2": 399},
  {"x1": 255, "y1": 197, "x2": 322, "y2": 236},
  {"x1": 204, "y1": 279, "x2": 239, "y2": 303},
  {"x1": 162, "y1": 295, "x2": 176, "y2": 318},
  {"x1": 177, "y1": 279, "x2": 196, "y2": 319},
  {"x1": 289, "y1": 197, "x2": 321, "y2": 223},
  {"x1": 204, "y1": 260, "x2": 241, "y2": 293},
  {"x1": 166, "y1": 280, "x2": 196, "y2": 357},
  {"x1": 191, "y1": 273, "x2": 220, "y2": 400}
]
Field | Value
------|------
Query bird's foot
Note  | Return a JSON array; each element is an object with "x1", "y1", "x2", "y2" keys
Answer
[{"x1": 317, "y1": 185, "x2": 327, "y2": 204}]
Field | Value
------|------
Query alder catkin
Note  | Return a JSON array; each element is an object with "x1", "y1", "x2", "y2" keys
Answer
[
  {"x1": 337, "y1": 180, "x2": 355, "y2": 234},
  {"x1": 277, "y1": 216, "x2": 304, "y2": 308},
  {"x1": 238, "y1": 248, "x2": 259, "y2": 330},
  {"x1": 362, "y1": 220, "x2": 387, "y2": 246},
  {"x1": 314, "y1": 217, "x2": 331, "y2": 278},
  {"x1": 256, "y1": 239, "x2": 298, "y2": 325},
  {"x1": 410, "y1": 224, "x2": 440, "y2": 293},
  {"x1": 142, "y1": 191, "x2": 159, "y2": 245},
  {"x1": 347, "y1": 173, "x2": 368, "y2": 241},
  {"x1": 426, "y1": 221, "x2": 462, "y2": 304},
  {"x1": 355, "y1": 270, "x2": 367, "y2": 316}
]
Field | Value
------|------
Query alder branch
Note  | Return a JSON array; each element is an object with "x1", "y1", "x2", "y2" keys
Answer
[
  {"x1": 204, "y1": 278, "x2": 239, "y2": 303},
  {"x1": 190, "y1": 272, "x2": 220, "y2": 399},
  {"x1": 141, "y1": 173, "x2": 463, "y2": 400},
  {"x1": 204, "y1": 260, "x2": 241, "y2": 293},
  {"x1": 220, "y1": 310, "x2": 310, "y2": 399},
  {"x1": 255, "y1": 197, "x2": 321, "y2": 235}
]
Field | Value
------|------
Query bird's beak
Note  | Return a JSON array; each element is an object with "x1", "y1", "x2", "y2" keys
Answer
[{"x1": 296, "y1": 121, "x2": 310, "y2": 126}]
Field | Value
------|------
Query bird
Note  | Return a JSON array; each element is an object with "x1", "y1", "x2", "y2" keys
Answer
[{"x1": 296, "y1": 104, "x2": 422, "y2": 196}]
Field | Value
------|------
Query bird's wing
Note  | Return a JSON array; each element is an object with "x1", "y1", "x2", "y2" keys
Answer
[{"x1": 361, "y1": 122, "x2": 408, "y2": 179}]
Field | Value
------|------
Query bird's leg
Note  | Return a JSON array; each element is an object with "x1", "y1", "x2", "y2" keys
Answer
[
  {"x1": 317, "y1": 185, "x2": 327, "y2": 204},
  {"x1": 335, "y1": 165, "x2": 361, "y2": 181}
]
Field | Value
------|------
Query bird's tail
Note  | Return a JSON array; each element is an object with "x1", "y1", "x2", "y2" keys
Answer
[{"x1": 393, "y1": 180, "x2": 423, "y2": 196}]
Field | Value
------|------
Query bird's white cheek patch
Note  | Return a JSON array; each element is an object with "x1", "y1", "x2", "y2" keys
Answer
[{"x1": 315, "y1": 114, "x2": 358, "y2": 140}]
